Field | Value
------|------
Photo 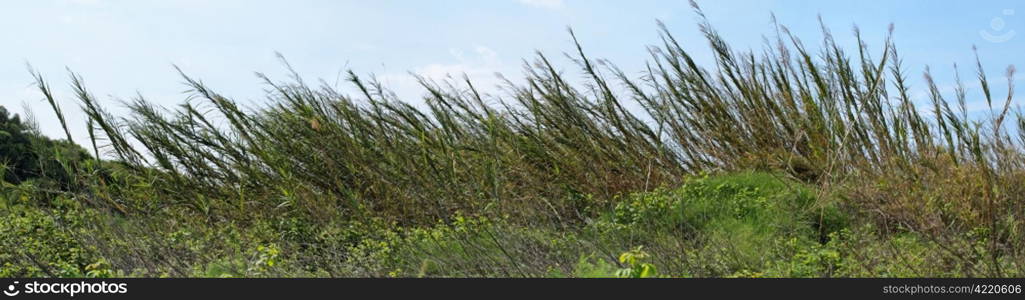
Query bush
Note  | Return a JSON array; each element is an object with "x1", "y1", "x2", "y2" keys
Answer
[{"x1": 0, "y1": 203, "x2": 96, "y2": 277}]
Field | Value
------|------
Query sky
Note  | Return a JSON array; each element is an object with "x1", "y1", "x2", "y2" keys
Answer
[{"x1": 2, "y1": 0, "x2": 1025, "y2": 145}]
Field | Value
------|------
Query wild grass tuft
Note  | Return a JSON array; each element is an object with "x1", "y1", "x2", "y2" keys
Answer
[{"x1": 6, "y1": 1, "x2": 1025, "y2": 277}]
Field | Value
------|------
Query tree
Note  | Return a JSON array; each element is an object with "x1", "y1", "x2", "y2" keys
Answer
[{"x1": 0, "y1": 106, "x2": 38, "y2": 183}]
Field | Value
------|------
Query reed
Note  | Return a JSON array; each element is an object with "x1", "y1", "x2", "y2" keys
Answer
[{"x1": 20, "y1": 0, "x2": 1025, "y2": 277}]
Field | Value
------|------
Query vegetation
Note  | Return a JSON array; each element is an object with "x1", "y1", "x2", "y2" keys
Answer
[{"x1": 3, "y1": 2, "x2": 1025, "y2": 277}]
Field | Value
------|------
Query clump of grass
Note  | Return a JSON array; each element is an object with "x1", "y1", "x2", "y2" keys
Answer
[{"x1": 13, "y1": 0, "x2": 1025, "y2": 277}]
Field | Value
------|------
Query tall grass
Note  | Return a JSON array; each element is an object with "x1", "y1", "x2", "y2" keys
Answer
[{"x1": 25, "y1": 1, "x2": 1025, "y2": 276}]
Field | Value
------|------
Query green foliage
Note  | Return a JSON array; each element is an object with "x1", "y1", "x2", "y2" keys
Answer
[
  {"x1": 0, "y1": 203, "x2": 94, "y2": 277},
  {"x1": 0, "y1": 107, "x2": 37, "y2": 184},
  {"x1": 616, "y1": 246, "x2": 657, "y2": 278},
  {"x1": 5, "y1": 2, "x2": 1025, "y2": 278},
  {"x1": 0, "y1": 170, "x2": 1017, "y2": 278},
  {"x1": 570, "y1": 255, "x2": 620, "y2": 278},
  {"x1": 0, "y1": 105, "x2": 92, "y2": 189}
]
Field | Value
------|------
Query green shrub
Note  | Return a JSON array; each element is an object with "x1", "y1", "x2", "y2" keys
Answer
[{"x1": 0, "y1": 204, "x2": 94, "y2": 277}]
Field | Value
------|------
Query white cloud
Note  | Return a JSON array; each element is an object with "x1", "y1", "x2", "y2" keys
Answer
[
  {"x1": 68, "y1": 0, "x2": 103, "y2": 5},
  {"x1": 377, "y1": 45, "x2": 510, "y2": 105},
  {"x1": 416, "y1": 46, "x2": 504, "y2": 84},
  {"x1": 517, "y1": 0, "x2": 564, "y2": 10}
]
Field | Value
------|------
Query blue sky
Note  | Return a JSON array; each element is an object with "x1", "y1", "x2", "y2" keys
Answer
[{"x1": 2, "y1": 0, "x2": 1024, "y2": 144}]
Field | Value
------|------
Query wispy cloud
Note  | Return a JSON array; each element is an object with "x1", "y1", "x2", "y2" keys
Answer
[
  {"x1": 378, "y1": 45, "x2": 509, "y2": 105},
  {"x1": 517, "y1": 0, "x2": 564, "y2": 10},
  {"x1": 66, "y1": 0, "x2": 105, "y2": 6}
]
